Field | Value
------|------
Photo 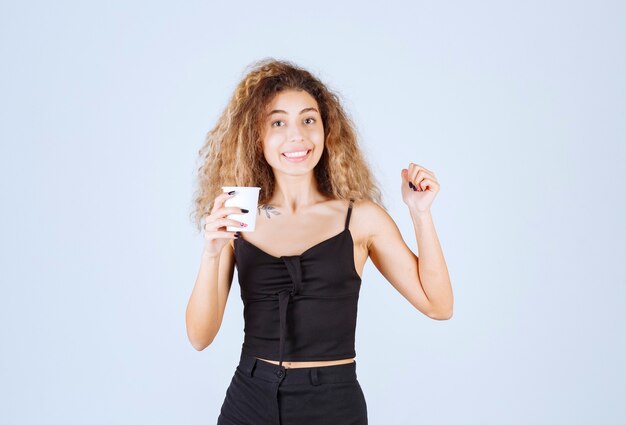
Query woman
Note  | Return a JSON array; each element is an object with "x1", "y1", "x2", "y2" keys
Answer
[{"x1": 186, "y1": 58, "x2": 453, "y2": 425}]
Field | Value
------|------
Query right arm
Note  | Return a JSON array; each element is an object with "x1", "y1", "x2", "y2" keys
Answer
[
  {"x1": 186, "y1": 191, "x2": 243, "y2": 351},
  {"x1": 185, "y1": 241, "x2": 236, "y2": 351}
]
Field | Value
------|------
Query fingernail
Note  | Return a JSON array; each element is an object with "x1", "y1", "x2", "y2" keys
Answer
[
  {"x1": 228, "y1": 190, "x2": 235, "y2": 195},
  {"x1": 241, "y1": 208, "x2": 249, "y2": 213}
]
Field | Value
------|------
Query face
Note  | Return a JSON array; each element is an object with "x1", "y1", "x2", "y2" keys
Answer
[{"x1": 260, "y1": 89, "x2": 325, "y2": 175}]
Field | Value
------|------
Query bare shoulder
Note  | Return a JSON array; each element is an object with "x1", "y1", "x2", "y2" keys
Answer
[
  {"x1": 352, "y1": 198, "x2": 388, "y2": 217},
  {"x1": 351, "y1": 199, "x2": 396, "y2": 249}
]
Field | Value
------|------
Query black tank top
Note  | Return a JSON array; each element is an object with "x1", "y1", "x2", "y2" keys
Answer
[{"x1": 234, "y1": 199, "x2": 361, "y2": 367}]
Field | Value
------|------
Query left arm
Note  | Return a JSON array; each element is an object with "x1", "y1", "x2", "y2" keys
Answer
[
  {"x1": 366, "y1": 163, "x2": 453, "y2": 320},
  {"x1": 402, "y1": 162, "x2": 453, "y2": 319},
  {"x1": 409, "y1": 209, "x2": 453, "y2": 319}
]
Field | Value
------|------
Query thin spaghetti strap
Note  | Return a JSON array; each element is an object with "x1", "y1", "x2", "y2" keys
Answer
[{"x1": 344, "y1": 198, "x2": 354, "y2": 230}]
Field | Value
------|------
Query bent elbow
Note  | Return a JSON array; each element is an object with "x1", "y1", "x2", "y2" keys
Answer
[
  {"x1": 191, "y1": 341, "x2": 206, "y2": 351},
  {"x1": 188, "y1": 333, "x2": 215, "y2": 352},
  {"x1": 427, "y1": 307, "x2": 453, "y2": 320},
  {"x1": 190, "y1": 338, "x2": 213, "y2": 351}
]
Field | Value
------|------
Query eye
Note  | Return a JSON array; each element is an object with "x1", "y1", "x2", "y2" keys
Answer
[
  {"x1": 304, "y1": 117, "x2": 316, "y2": 124},
  {"x1": 271, "y1": 120, "x2": 284, "y2": 127}
]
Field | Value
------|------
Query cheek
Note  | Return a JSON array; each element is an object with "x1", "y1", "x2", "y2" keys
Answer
[
  {"x1": 261, "y1": 137, "x2": 283, "y2": 163},
  {"x1": 261, "y1": 134, "x2": 279, "y2": 151},
  {"x1": 314, "y1": 133, "x2": 325, "y2": 149},
  {"x1": 309, "y1": 126, "x2": 324, "y2": 142}
]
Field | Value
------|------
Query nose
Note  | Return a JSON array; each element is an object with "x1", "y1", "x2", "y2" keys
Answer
[{"x1": 287, "y1": 125, "x2": 304, "y2": 142}]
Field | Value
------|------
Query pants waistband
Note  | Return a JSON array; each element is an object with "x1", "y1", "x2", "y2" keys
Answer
[{"x1": 237, "y1": 352, "x2": 357, "y2": 386}]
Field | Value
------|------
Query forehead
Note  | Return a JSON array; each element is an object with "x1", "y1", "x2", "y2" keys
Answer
[{"x1": 265, "y1": 89, "x2": 318, "y2": 112}]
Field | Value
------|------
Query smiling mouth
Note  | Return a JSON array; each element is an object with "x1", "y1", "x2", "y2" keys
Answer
[{"x1": 282, "y1": 149, "x2": 311, "y2": 161}]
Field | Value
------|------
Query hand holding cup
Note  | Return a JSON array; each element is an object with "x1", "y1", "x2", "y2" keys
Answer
[{"x1": 201, "y1": 191, "x2": 248, "y2": 258}]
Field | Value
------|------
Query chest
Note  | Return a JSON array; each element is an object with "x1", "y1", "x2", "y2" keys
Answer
[{"x1": 234, "y1": 230, "x2": 362, "y2": 298}]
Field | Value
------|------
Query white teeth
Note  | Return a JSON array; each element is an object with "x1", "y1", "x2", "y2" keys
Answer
[{"x1": 283, "y1": 150, "x2": 309, "y2": 158}]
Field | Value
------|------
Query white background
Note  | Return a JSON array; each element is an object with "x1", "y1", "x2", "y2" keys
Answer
[{"x1": 1, "y1": 1, "x2": 624, "y2": 424}]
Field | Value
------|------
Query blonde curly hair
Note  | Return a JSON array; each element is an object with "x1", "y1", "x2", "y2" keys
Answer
[{"x1": 190, "y1": 57, "x2": 385, "y2": 232}]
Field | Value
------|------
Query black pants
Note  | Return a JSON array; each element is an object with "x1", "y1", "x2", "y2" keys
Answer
[{"x1": 217, "y1": 352, "x2": 368, "y2": 425}]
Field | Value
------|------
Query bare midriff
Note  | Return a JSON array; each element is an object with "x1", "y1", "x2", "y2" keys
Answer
[{"x1": 255, "y1": 357, "x2": 355, "y2": 369}]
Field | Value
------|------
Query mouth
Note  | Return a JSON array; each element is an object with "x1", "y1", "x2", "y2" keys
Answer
[{"x1": 282, "y1": 149, "x2": 311, "y2": 163}]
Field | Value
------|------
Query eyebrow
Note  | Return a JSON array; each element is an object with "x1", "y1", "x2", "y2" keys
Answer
[{"x1": 266, "y1": 107, "x2": 319, "y2": 117}]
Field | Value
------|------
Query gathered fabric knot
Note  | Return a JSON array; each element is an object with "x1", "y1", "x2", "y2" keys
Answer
[{"x1": 277, "y1": 256, "x2": 302, "y2": 368}]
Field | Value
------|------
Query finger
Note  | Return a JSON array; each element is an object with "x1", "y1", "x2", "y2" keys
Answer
[
  {"x1": 201, "y1": 214, "x2": 210, "y2": 229},
  {"x1": 211, "y1": 191, "x2": 236, "y2": 214},
  {"x1": 403, "y1": 169, "x2": 419, "y2": 191},
  {"x1": 409, "y1": 163, "x2": 436, "y2": 178},
  {"x1": 421, "y1": 168, "x2": 437, "y2": 180},
  {"x1": 419, "y1": 165, "x2": 434, "y2": 175},
  {"x1": 413, "y1": 171, "x2": 427, "y2": 191},
  {"x1": 409, "y1": 164, "x2": 419, "y2": 185},
  {"x1": 212, "y1": 191, "x2": 235, "y2": 213},
  {"x1": 221, "y1": 218, "x2": 248, "y2": 229},
  {"x1": 405, "y1": 165, "x2": 420, "y2": 190},
  {"x1": 414, "y1": 169, "x2": 438, "y2": 187},
  {"x1": 401, "y1": 168, "x2": 410, "y2": 183},
  {"x1": 215, "y1": 206, "x2": 249, "y2": 219},
  {"x1": 419, "y1": 178, "x2": 438, "y2": 191},
  {"x1": 205, "y1": 217, "x2": 245, "y2": 231},
  {"x1": 203, "y1": 207, "x2": 242, "y2": 232},
  {"x1": 203, "y1": 219, "x2": 216, "y2": 232},
  {"x1": 415, "y1": 169, "x2": 436, "y2": 181},
  {"x1": 409, "y1": 162, "x2": 433, "y2": 174},
  {"x1": 204, "y1": 230, "x2": 240, "y2": 239}
]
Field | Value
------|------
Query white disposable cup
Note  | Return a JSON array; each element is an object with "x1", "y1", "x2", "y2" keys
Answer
[{"x1": 221, "y1": 186, "x2": 261, "y2": 232}]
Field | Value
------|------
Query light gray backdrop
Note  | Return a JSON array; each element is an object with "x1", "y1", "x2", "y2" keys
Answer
[{"x1": 1, "y1": 1, "x2": 624, "y2": 424}]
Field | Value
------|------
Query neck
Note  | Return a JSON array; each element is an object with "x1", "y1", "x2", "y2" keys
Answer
[{"x1": 269, "y1": 173, "x2": 328, "y2": 214}]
